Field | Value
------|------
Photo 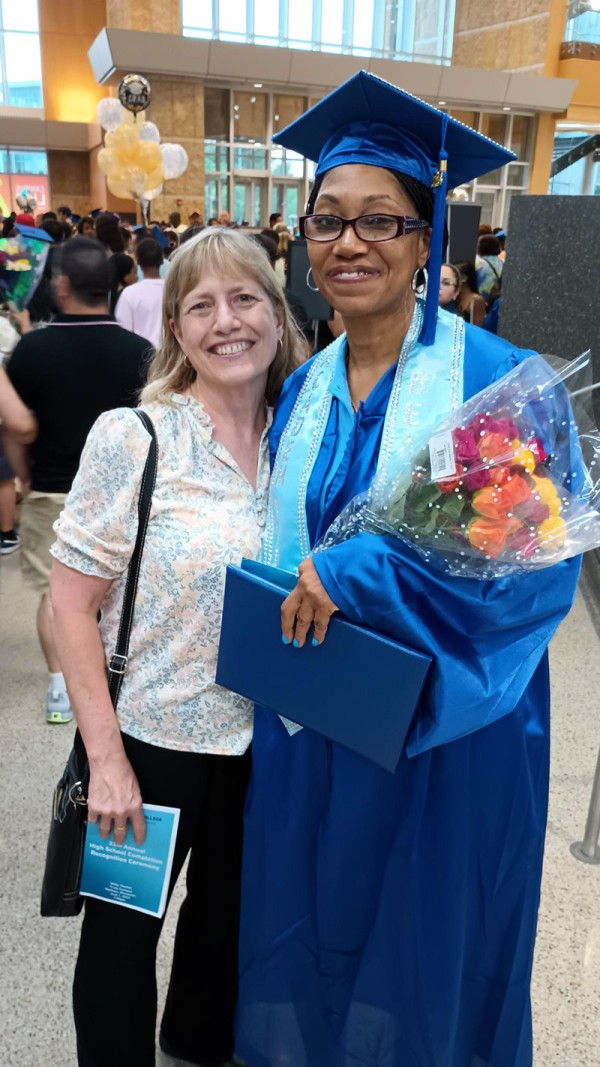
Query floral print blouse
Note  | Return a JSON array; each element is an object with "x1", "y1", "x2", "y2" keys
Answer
[{"x1": 51, "y1": 393, "x2": 271, "y2": 755}]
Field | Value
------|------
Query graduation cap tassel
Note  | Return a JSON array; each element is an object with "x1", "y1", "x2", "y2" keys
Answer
[{"x1": 420, "y1": 114, "x2": 449, "y2": 347}]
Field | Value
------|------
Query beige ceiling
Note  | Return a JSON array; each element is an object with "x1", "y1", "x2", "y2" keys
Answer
[{"x1": 88, "y1": 28, "x2": 577, "y2": 116}]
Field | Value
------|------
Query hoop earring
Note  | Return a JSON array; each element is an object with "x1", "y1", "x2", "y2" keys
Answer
[
  {"x1": 412, "y1": 267, "x2": 427, "y2": 295},
  {"x1": 182, "y1": 353, "x2": 190, "y2": 367},
  {"x1": 306, "y1": 268, "x2": 319, "y2": 293}
]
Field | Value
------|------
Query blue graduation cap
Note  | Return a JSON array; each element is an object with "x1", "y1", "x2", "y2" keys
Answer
[
  {"x1": 15, "y1": 224, "x2": 54, "y2": 243},
  {"x1": 90, "y1": 208, "x2": 104, "y2": 219},
  {"x1": 151, "y1": 224, "x2": 169, "y2": 250},
  {"x1": 273, "y1": 71, "x2": 515, "y2": 345}
]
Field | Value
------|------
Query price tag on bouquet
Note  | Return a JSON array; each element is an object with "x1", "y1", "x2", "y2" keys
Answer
[{"x1": 429, "y1": 430, "x2": 456, "y2": 481}]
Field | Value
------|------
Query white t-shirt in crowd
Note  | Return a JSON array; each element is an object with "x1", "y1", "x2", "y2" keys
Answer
[{"x1": 115, "y1": 278, "x2": 164, "y2": 351}]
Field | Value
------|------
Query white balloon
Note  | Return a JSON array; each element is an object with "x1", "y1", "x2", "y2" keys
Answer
[
  {"x1": 160, "y1": 143, "x2": 189, "y2": 181},
  {"x1": 143, "y1": 183, "x2": 164, "y2": 201},
  {"x1": 96, "y1": 97, "x2": 125, "y2": 132},
  {"x1": 139, "y1": 121, "x2": 161, "y2": 144}
]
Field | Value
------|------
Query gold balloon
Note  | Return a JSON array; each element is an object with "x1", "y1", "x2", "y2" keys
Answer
[
  {"x1": 143, "y1": 166, "x2": 164, "y2": 190},
  {"x1": 138, "y1": 140, "x2": 161, "y2": 169},
  {"x1": 97, "y1": 148, "x2": 119, "y2": 177},
  {"x1": 107, "y1": 177, "x2": 132, "y2": 199},
  {"x1": 111, "y1": 123, "x2": 140, "y2": 149}
]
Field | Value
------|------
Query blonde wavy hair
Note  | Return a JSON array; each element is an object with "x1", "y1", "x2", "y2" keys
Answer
[{"x1": 141, "y1": 227, "x2": 304, "y2": 407}]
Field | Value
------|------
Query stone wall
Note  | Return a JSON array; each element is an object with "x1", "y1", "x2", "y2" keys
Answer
[
  {"x1": 453, "y1": 0, "x2": 552, "y2": 73},
  {"x1": 143, "y1": 75, "x2": 205, "y2": 224},
  {"x1": 105, "y1": 0, "x2": 180, "y2": 34},
  {"x1": 47, "y1": 150, "x2": 92, "y2": 218}
]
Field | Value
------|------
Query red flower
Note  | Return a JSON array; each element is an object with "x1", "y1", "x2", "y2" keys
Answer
[
  {"x1": 467, "y1": 413, "x2": 520, "y2": 442},
  {"x1": 437, "y1": 463, "x2": 466, "y2": 494}
]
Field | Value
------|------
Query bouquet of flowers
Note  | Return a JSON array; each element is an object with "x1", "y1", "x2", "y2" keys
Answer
[
  {"x1": 0, "y1": 230, "x2": 50, "y2": 311},
  {"x1": 315, "y1": 352, "x2": 600, "y2": 579}
]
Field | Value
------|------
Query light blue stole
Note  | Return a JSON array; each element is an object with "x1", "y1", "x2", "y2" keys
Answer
[{"x1": 263, "y1": 302, "x2": 465, "y2": 573}]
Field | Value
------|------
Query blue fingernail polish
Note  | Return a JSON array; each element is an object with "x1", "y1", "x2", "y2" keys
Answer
[
  {"x1": 281, "y1": 634, "x2": 290, "y2": 645},
  {"x1": 293, "y1": 638, "x2": 300, "y2": 648},
  {"x1": 312, "y1": 637, "x2": 319, "y2": 647}
]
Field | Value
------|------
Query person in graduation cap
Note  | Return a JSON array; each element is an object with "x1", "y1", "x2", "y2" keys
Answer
[{"x1": 236, "y1": 71, "x2": 581, "y2": 1067}]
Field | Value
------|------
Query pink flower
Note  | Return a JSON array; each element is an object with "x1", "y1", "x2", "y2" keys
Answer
[
  {"x1": 466, "y1": 414, "x2": 520, "y2": 441},
  {"x1": 514, "y1": 496, "x2": 549, "y2": 524},
  {"x1": 452, "y1": 428, "x2": 480, "y2": 465},
  {"x1": 463, "y1": 467, "x2": 492, "y2": 492},
  {"x1": 528, "y1": 436, "x2": 548, "y2": 463},
  {"x1": 506, "y1": 526, "x2": 539, "y2": 559}
]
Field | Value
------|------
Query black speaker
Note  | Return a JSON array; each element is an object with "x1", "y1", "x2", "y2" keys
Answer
[
  {"x1": 285, "y1": 240, "x2": 333, "y2": 324},
  {"x1": 445, "y1": 202, "x2": 481, "y2": 265}
]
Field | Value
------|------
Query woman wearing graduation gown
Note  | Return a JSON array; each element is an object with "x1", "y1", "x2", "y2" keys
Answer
[{"x1": 236, "y1": 72, "x2": 581, "y2": 1067}]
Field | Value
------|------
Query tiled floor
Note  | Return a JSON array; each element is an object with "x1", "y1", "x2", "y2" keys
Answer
[{"x1": 1, "y1": 550, "x2": 599, "y2": 1067}]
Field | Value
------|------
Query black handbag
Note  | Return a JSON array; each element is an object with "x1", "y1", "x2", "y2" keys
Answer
[{"x1": 40, "y1": 410, "x2": 158, "y2": 917}]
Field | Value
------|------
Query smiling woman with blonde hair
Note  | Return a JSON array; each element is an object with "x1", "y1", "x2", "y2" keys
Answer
[{"x1": 48, "y1": 227, "x2": 303, "y2": 1067}]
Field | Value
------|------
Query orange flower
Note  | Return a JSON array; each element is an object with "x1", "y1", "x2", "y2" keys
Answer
[
  {"x1": 468, "y1": 517, "x2": 521, "y2": 558},
  {"x1": 471, "y1": 475, "x2": 531, "y2": 520},
  {"x1": 491, "y1": 465, "x2": 511, "y2": 486},
  {"x1": 478, "y1": 432, "x2": 513, "y2": 463}
]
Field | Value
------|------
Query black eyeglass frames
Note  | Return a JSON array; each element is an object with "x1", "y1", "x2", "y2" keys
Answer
[{"x1": 299, "y1": 213, "x2": 430, "y2": 243}]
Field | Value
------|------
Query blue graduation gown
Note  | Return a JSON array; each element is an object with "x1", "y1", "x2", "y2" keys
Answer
[{"x1": 236, "y1": 325, "x2": 581, "y2": 1067}]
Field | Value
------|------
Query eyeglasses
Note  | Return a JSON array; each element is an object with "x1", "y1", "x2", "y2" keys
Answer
[
  {"x1": 299, "y1": 213, "x2": 429, "y2": 244},
  {"x1": 440, "y1": 279, "x2": 458, "y2": 288}
]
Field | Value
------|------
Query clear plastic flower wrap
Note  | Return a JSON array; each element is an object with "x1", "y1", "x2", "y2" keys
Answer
[
  {"x1": 0, "y1": 231, "x2": 50, "y2": 311},
  {"x1": 315, "y1": 352, "x2": 600, "y2": 579}
]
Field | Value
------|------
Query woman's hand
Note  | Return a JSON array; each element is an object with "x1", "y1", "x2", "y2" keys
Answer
[
  {"x1": 281, "y1": 557, "x2": 339, "y2": 648},
  {"x1": 87, "y1": 751, "x2": 146, "y2": 846}
]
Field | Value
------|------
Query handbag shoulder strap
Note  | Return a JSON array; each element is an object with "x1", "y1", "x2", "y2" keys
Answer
[{"x1": 107, "y1": 408, "x2": 158, "y2": 708}]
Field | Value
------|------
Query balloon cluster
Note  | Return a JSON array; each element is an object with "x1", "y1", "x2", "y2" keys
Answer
[{"x1": 95, "y1": 77, "x2": 188, "y2": 212}]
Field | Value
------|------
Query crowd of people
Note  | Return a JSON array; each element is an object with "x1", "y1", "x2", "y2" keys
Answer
[{"x1": 0, "y1": 75, "x2": 569, "y2": 1067}]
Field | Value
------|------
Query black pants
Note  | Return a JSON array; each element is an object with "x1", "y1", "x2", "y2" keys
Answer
[{"x1": 73, "y1": 733, "x2": 251, "y2": 1067}]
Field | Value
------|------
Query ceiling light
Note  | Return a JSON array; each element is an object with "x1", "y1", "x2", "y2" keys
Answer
[
  {"x1": 250, "y1": 96, "x2": 257, "y2": 103},
  {"x1": 253, "y1": 83, "x2": 263, "y2": 88},
  {"x1": 503, "y1": 106, "x2": 511, "y2": 111},
  {"x1": 438, "y1": 100, "x2": 447, "y2": 106}
]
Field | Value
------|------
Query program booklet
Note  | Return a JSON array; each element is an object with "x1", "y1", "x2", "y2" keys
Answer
[{"x1": 80, "y1": 803, "x2": 180, "y2": 918}]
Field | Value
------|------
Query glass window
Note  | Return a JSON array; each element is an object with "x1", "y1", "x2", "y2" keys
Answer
[
  {"x1": 233, "y1": 144, "x2": 267, "y2": 170},
  {"x1": 320, "y1": 0, "x2": 344, "y2": 49},
  {"x1": 4, "y1": 31, "x2": 43, "y2": 107},
  {"x1": 480, "y1": 113, "x2": 509, "y2": 147},
  {"x1": 2, "y1": 0, "x2": 39, "y2": 32},
  {"x1": 565, "y1": 0, "x2": 600, "y2": 44},
  {"x1": 506, "y1": 163, "x2": 528, "y2": 188},
  {"x1": 204, "y1": 139, "x2": 229, "y2": 173},
  {"x1": 184, "y1": 0, "x2": 456, "y2": 64},
  {"x1": 9, "y1": 148, "x2": 46, "y2": 173},
  {"x1": 288, "y1": 0, "x2": 313, "y2": 44},
  {"x1": 353, "y1": 0, "x2": 374, "y2": 51},
  {"x1": 510, "y1": 115, "x2": 534, "y2": 161},
  {"x1": 181, "y1": 0, "x2": 213, "y2": 35},
  {"x1": 254, "y1": 0, "x2": 279, "y2": 40},
  {"x1": 218, "y1": 0, "x2": 246, "y2": 41}
]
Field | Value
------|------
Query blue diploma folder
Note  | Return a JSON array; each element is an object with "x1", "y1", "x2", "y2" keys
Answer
[{"x1": 216, "y1": 559, "x2": 431, "y2": 772}]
